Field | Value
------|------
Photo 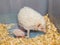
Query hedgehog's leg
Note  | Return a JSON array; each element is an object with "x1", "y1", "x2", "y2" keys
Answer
[{"x1": 27, "y1": 30, "x2": 30, "y2": 38}]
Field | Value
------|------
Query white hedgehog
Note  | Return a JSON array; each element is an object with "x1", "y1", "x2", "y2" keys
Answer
[{"x1": 18, "y1": 7, "x2": 46, "y2": 38}]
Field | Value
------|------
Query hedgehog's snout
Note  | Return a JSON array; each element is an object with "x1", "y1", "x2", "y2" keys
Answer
[{"x1": 37, "y1": 24, "x2": 46, "y2": 33}]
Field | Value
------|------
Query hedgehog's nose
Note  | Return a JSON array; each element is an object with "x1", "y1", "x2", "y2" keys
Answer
[{"x1": 42, "y1": 29, "x2": 46, "y2": 33}]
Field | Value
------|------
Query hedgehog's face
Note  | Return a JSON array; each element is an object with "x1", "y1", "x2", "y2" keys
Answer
[{"x1": 37, "y1": 24, "x2": 46, "y2": 33}]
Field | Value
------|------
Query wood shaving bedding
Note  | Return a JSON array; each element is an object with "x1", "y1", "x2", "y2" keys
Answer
[{"x1": 0, "y1": 14, "x2": 60, "y2": 45}]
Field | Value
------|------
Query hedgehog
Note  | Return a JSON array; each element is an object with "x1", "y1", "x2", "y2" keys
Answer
[{"x1": 18, "y1": 7, "x2": 46, "y2": 38}]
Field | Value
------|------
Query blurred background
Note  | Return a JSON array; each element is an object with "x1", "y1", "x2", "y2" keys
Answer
[{"x1": 0, "y1": 0, "x2": 48, "y2": 23}]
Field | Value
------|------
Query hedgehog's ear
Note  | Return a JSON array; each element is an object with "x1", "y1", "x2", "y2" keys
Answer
[
  {"x1": 37, "y1": 24, "x2": 41, "y2": 30},
  {"x1": 37, "y1": 24, "x2": 41, "y2": 27}
]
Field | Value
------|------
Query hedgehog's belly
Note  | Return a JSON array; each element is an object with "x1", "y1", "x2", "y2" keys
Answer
[{"x1": 23, "y1": 25, "x2": 37, "y2": 31}]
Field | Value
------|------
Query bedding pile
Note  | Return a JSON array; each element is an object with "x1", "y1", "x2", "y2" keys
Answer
[{"x1": 0, "y1": 14, "x2": 60, "y2": 45}]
